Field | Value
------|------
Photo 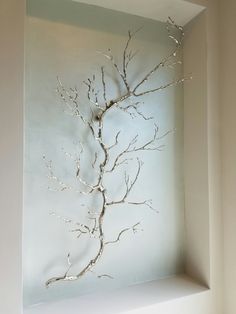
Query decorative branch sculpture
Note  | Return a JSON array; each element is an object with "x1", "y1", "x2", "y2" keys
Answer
[{"x1": 45, "y1": 17, "x2": 189, "y2": 288}]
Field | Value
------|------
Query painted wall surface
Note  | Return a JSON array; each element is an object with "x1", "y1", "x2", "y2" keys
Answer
[
  {"x1": 0, "y1": 0, "x2": 24, "y2": 314},
  {"x1": 220, "y1": 0, "x2": 236, "y2": 313},
  {"x1": 0, "y1": 0, "x2": 223, "y2": 314},
  {"x1": 125, "y1": 0, "x2": 223, "y2": 313},
  {"x1": 24, "y1": 0, "x2": 185, "y2": 307}
]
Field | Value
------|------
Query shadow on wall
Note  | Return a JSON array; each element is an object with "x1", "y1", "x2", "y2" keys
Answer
[{"x1": 27, "y1": 0, "x2": 171, "y2": 43}]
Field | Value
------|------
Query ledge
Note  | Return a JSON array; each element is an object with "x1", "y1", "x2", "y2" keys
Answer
[{"x1": 24, "y1": 275, "x2": 208, "y2": 314}]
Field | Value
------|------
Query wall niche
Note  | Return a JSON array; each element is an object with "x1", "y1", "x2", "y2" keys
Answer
[{"x1": 24, "y1": 0, "x2": 186, "y2": 308}]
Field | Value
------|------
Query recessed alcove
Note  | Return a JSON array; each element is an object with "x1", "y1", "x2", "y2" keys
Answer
[{"x1": 23, "y1": 0, "x2": 209, "y2": 313}]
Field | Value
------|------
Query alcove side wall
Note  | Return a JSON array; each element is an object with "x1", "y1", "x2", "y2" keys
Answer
[
  {"x1": 124, "y1": 0, "x2": 223, "y2": 313},
  {"x1": 0, "y1": 0, "x2": 24, "y2": 313},
  {"x1": 220, "y1": 0, "x2": 236, "y2": 313}
]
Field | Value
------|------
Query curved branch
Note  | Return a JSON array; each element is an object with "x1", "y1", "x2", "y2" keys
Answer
[
  {"x1": 105, "y1": 222, "x2": 141, "y2": 246},
  {"x1": 106, "y1": 158, "x2": 143, "y2": 206}
]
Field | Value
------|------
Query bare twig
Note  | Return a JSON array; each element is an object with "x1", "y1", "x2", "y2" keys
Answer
[
  {"x1": 101, "y1": 66, "x2": 107, "y2": 104},
  {"x1": 92, "y1": 152, "x2": 98, "y2": 168},
  {"x1": 118, "y1": 101, "x2": 154, "y2": 121},
  {"x1": 97, "y1": 274, "x2": 114, "y2": 279},
  {"x1": 106, "y1": 135, "x2": 138, "y2": 173},
  {"x1": 132, "y1": 17, "x2": 185, "y2": 95},
  {"x1": 43, "y1": 156, "x2": 72, "y2": 192},
  {"x1": 134, "y1": 76, "x2": 191, "y2": 97},
  {"x1": 128, "y1": 199, "x2": 159, "y2": 214},
  {"x1": 105, "y1": 222, "x2": 141, "y2": 246},
  {"x1": 106, "y1": 124, "x2": 169, "y2": 174},
  {"x1": 45, "y1": 253, "x2": 77, "y2": 288},
  {"x1": 106, "y1": 159, "x2": 143, "y2": 206},
  {"x1": 107, "y1": 131, "x2": 121, "y2": 150}
]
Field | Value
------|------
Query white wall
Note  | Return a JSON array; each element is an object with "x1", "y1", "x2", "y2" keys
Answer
[
  {"x1": 125, "y1": 0, "x2": 223, "y2": 313},
  {"x1": 24, "y1": 6, "x2": 185, "y2": 306},
  {"x1": 0, "y1": 0, "x2": 224, "y2": 313},
  {"x1": 0, "y1": 0, "x2": 24, "y2": 313},
  {"x1": 220, "y1": 0, "x2": 236, "y2": 313}
]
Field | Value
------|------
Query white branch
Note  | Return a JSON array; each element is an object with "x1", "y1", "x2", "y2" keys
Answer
[
  {"x1": 106, "y1": 158, "x2": 143, "y2": 206},
  {"x1": 105, "y1": 222, "x2": 141, "y2": 246},
  {"x1": 128, "y1": 199, "x2": 159, "y2": 214}
]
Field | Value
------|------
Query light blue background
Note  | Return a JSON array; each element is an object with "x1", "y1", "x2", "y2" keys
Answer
[{"x1": 24, "y1": 0, "x2": 185, "y2": 307}]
